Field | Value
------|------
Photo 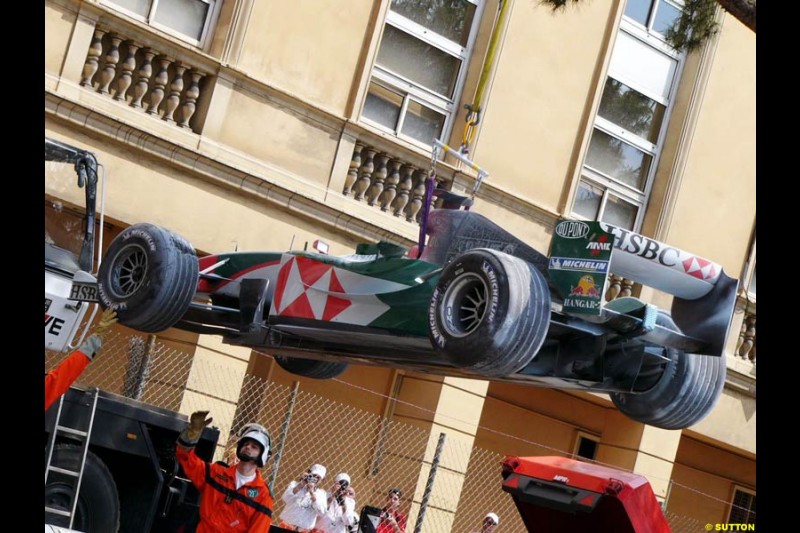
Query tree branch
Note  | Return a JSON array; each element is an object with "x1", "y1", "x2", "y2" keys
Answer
[{"x1": 716, "y1": 0, "x2": 756, "y2": 32}]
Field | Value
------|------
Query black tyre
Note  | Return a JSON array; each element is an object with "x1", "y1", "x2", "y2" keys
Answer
[
  {"x1": 98, "y1": 223, "x2": 199, "y2": 332},
  {"x1": 274, "y1": 356, "x2": 349, "y2": 379},
  {"x1": 610, "y1": 313, "x2": 727, "y2": 430},
  {"x1": 428, "y1": 248, "x2": 551, "y2": 377},
  {"x1": 45, "y1": 444, "x2": 120, "y2": 533}
]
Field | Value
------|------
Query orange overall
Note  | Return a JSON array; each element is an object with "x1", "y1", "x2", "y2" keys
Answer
[
  {"x1": 177, "y1": 446, "x2": 274, "y2": 532},
  {"x1": 44, "y1": 349, "x2": 91, "y2": 411}
]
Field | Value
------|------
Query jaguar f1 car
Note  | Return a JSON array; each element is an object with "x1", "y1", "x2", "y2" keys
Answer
[{"x1": 93, "y1": 208, "x2": 738, "y2": 430}]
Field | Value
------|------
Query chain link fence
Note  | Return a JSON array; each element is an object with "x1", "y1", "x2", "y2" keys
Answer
[{"x1": 45, "y1": 329, "x2": 747, "y2": 532}]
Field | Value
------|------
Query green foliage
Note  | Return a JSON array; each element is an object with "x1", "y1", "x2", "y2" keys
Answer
[
  {"x1": 664, "y1": 0, "x2": 719, "y2": 52},
  {"x1": 539, "y1": 0, "x2": 720, "y2": 53}
]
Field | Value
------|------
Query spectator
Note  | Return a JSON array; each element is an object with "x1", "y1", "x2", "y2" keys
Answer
[
  {"x1": 469, "y1": 512, "x2": 499, "y2": 533},
  {"x1": 278, "y1": 463, "x2": 328, "y2": 532},
  {"x1": 45, "y1": 308, "x2": 117, "y2": 410},
  {"x1": 176, "y1": 411, "x2": 274, "y2": 532},
  {"x1": 376, "y1": 488, "x2": 406, "y2": 533},
  {"x1": 316, "y1": 472, "x2": 358, "y2": 533}
]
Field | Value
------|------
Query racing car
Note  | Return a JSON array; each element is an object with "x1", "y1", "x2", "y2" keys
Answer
[{"x1": 92, "y1": 207, "x2": 738, "y2": 430}]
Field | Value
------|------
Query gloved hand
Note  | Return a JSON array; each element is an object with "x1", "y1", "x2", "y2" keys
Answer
[
  {"x1": 95, "y1": 308, "x2": 118, "y2": 338},
  {"x1": 78, "y1": 308, "x2": 119, "y2": 360},
  {"x1": 179, "y1": 410, "x2": 213, "y2": 447}
]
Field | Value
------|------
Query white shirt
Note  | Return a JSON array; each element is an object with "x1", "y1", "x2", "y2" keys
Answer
[
  {"x1": 279, "y1": 480, "x2": 328, "y2": 530},
  {"x1": 316, "y1": 494, "x2": 358, "y2": 533}
]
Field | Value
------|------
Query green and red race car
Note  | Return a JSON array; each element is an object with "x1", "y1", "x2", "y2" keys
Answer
[{"x1": 94, "y1": 207, "x2": 738, "y2": 430}]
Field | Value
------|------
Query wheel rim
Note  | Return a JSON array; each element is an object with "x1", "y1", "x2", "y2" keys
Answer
[
  {"x1": 45, "y1": 482, "x2": 88, "y2": 529},
  {"x1": 441, "y1": 273, "x2": 488, "y2": 337},
  {"x1": 109, "y1": 243, "x2": 148, "y2": 299}
]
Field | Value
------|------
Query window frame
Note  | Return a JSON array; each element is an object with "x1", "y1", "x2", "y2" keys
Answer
[
  {"x1": 361, "y1": 0, "x2": 485, "y2": 150},
  {"x1": 742, "y1": 238, "x2": 756, "y2": 300},
  {"x1": 101, "y1": 0, "x2": 221, "y2": 49},
  {"x1": 572, "y1": 431, "x2": 600, "y2": 461},
  {"x1": 571, "y1": 0, "x2": 686, "y2": 231},
  {"x1": 727, "y1": 485, "x2": 756, "y2": 524}
]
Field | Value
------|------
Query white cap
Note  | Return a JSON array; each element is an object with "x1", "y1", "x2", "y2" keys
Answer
[
  {"x1": 485, "y1": 513, "x2": 499, "y2": 525},
  {"x1": 335, "y1": 472, "x2": 351, "y2": 484},
  {"x1": 309, "y1": 464, "x2": 327, "y2": 479}
]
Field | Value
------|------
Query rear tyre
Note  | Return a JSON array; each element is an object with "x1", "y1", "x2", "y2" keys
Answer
[
  {"x1": 610, "y1": 313, "x2": 727, "y2": 430},
  {"x1": 98, "y1": 223, "x2": 199, "y2": 333},
  {"x1": 428, "y1": 248, "x2": 551, "y2": 377},
  {"x1": 273, "y1": 356, "x2": 349, "y2": 379},
  {"x1": 45, "y1": 444, "x2": 120, "y2": 533}
]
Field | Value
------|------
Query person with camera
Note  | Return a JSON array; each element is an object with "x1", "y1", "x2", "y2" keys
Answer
[
  {"x1": 376, "y1": 488, "x2": 406, "y2": 533},
  {"x1": 277, "y1": 463, "x2": 328, "y2": 532},
  {"x1": 469, "y1": 512, "x2": 500, "y2": 533},
  {"x1": 176, "y1": 412, "x2": 274, "y2": 532},
  {"x1": 315, "y1": 472, "x2": 358, "y2": 533}
]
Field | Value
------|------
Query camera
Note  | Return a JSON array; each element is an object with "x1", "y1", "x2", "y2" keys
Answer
[
  {"x1": 336, "y1": 493, "x2": 345, "y2": 505},
  {"x1": 305, "y1": 474, "x2": 317, "y2": 483}
]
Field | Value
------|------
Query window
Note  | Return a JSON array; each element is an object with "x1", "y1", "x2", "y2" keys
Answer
[
  {"x1": 728, "y1": 487, "x2": 756, "y2": 524},
  {"x1": 103, "y1": 0, "x2": 219, "y2": 47},
  {"x1": 571, "y1": 1, "x2": 684, "y2": 231},
  {"x1": 572, "y1": 432, "x2": 599, "y2": 460},
  {"x1": 362, "y1": 0, "x2": 483, "y2": 147},
  {"x1": 743, "y1": 237, "x2": 756, "y2": 299}
]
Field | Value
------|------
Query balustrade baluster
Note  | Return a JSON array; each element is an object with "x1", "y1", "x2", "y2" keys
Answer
[
  {"x1": 366, "y1": 154, "x2": 389, "y2": 206},
  {"x1": 147, "y1": 56, "x2": 173, "y2": 116},
  {"x1": 391, "y1": 165, "x2": 414, "y2": 217},
  {"x1": 179, "y1": 70, "x2": 205, "y2": 128},
  {"x1": 379, "y1": 160, "x2": 401, "y2": 212},
  {"x1": 162, "y1": 63, "x2": 187, "y2": 122},
  {"x1": 130, "y1": 48, "x2": 155, "y2": 109},
  {"x1": 405, "y1": 170, "x2": 427, "y2": 223},
  {"x1": 114, "y1": 41, "x2": 140, "y2": 101},
  {"x1": 97, "y1": 34, "x2": 122, "y2": 94},
  {"x1": 342, "y1": 143, "x2": 364, "y2": 196},
  {"x1": 81, "y1": 29, "x2": 106, "y2": 88},
  {"x1": 353, "y1": 148, "x2": 376, "y2": 201}
]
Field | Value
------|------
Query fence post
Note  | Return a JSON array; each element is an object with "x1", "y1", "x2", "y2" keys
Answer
[
  {"x1": 122, "y1": 334, "x2": 156, "y2": 400},
  {"x1": 268, "y1": 381, "x2": 300, "y2": 493},
  {"x1": 413, "y1": 432, "x2": 446, "y2": 533}
]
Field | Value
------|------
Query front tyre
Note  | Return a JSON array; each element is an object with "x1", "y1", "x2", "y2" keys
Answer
[
  {"x1": 428, "y1": 248, "x2": 551, "y2": 377},
  {"x1": 610, "y1": 313, "x2": 727, "y2": 430},
  {"x1": 98, "y1": 223, "x2": 199, "y2": 333}
]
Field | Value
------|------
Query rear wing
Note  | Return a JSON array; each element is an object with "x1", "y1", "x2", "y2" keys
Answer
[{"x1": 549, "y1": 219, "x2": 739, "y2": 357}]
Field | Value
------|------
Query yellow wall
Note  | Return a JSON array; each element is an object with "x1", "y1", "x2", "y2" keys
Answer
[
  {"x1": 237, "y1": 0, "x2": 377, "y2": 114},
  {"x1": 45, "y1": 1, "x2": 74, "y2": 80},
  {"x1": 660, "y1": 15, "x2": 757, "y2": 273},
  {"x1": 670, "y1": 436, "x2": 755, "y2": 523},
  {"x1": 474, "y1": 0, "x2": 618, "y2": 210}
]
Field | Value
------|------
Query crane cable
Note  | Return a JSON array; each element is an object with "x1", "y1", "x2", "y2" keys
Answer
[{"x1": 460, "y1": 0, "x2": 512, "y2": 155}]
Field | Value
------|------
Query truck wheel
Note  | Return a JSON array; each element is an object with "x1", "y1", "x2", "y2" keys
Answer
[
  {"x1": 45, "y1": 444, "x2": 120, "y2": 533},
  {"x1": 273, "y1": 356, "x2": 349, "y2": 379},
  {"x1": 98, "y1": 223, "x2": 199, "y2": 333},
  {"x1": 610, "y1": 313, "x2": 727, "y2": 430},
  {"x1": 428, "y1": 248, "x2": 551, "y2": 377}
]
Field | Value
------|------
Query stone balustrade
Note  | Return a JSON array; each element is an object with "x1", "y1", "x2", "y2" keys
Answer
[
  {"x1": 343, "y1": 141, "x2": 449, "y2": 225},
  {"x1": 735, "y1": 304, "x2": 756, "y2": 365},
  {"x1": 80, "y1": 27, "x2": 209, "y2": 133},
  {"x1": 605, "y1": 274, "x2": 635, "y2": 301}
]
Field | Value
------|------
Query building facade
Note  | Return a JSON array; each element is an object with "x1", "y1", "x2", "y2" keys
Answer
[{"x1": 45, "y1": 0, "x2": 755, "y2": 527}]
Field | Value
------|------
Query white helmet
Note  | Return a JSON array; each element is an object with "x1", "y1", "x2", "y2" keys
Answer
[{"x1": 236, "y1": 422, "x2": 272, "y2": 467}]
